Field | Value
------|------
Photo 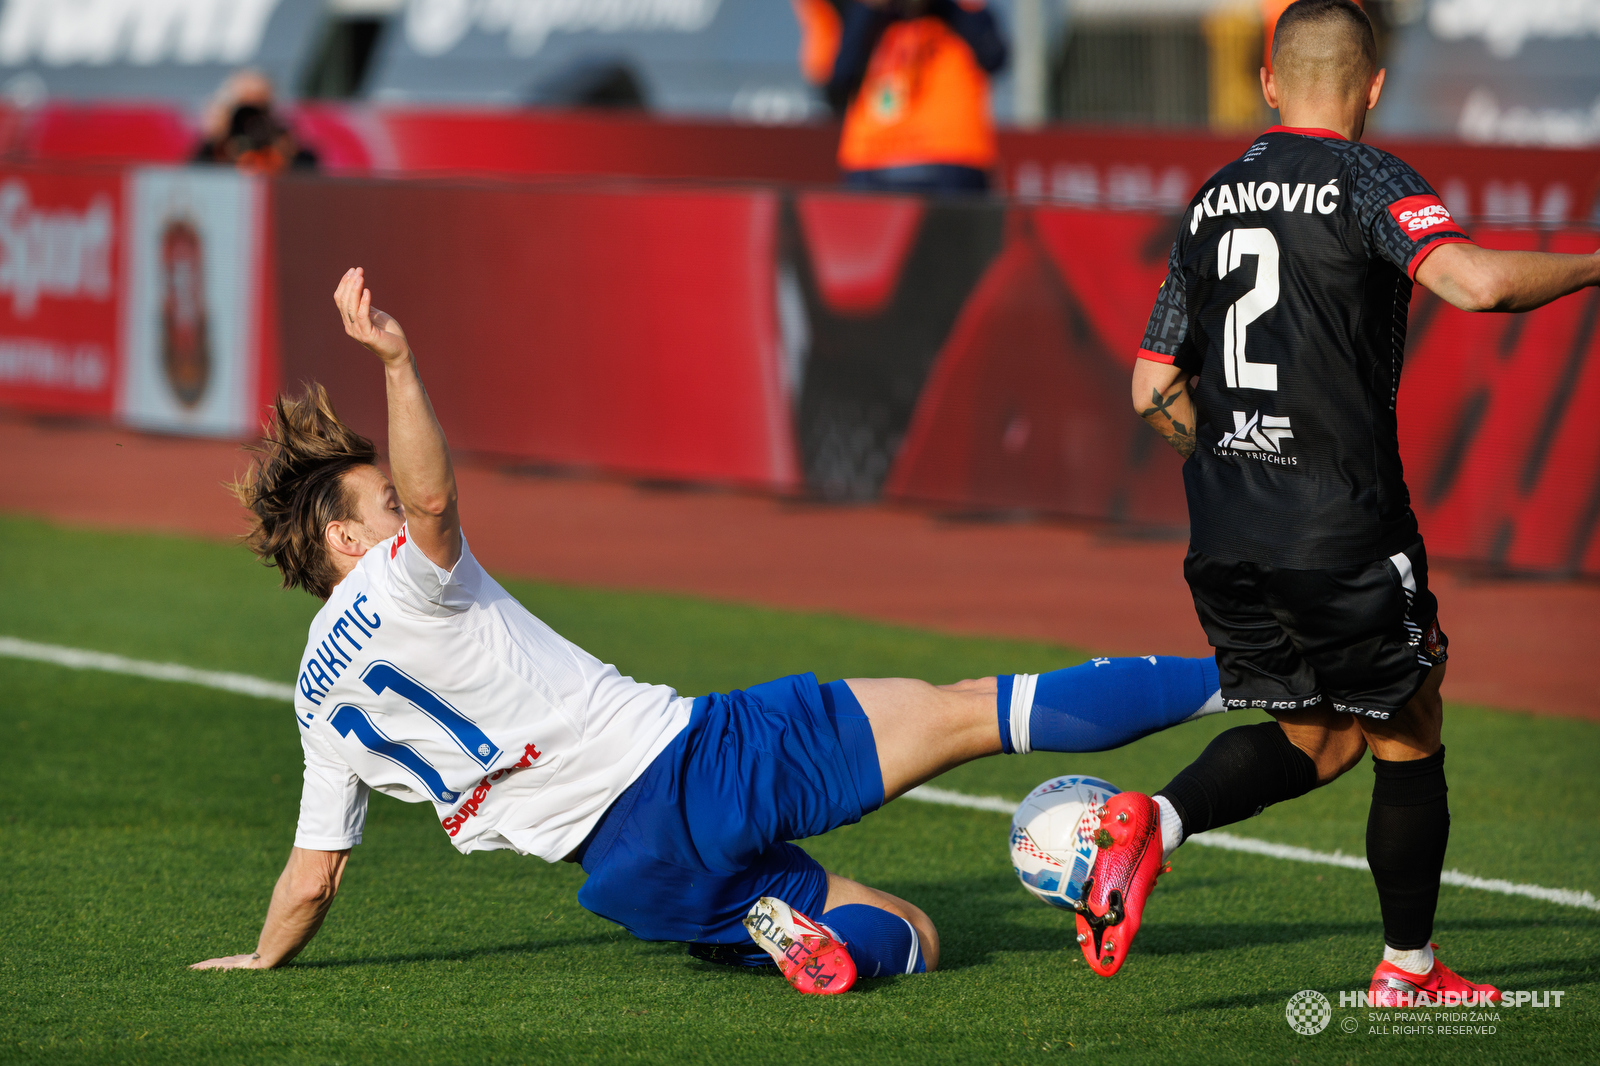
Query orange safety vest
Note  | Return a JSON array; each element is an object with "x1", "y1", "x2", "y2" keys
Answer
[
  {"x1": 792, "y1": 0, "x2": 842, "y2": 86},
  {"x1": 837, "y1": 16, "x2": 996, "y2": 173}
]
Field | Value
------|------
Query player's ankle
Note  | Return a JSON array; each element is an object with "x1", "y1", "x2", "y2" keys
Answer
[
  {"x1": 1383, "y1": 943, "x2": 1435, "y2": 977},
  {"x1": 1153, "y1": 793, "x2": 1185, "y2": 861}
]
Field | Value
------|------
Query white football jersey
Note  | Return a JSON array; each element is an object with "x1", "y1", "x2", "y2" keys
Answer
[{"x1": 291, "y1": 525, "x2": 692, "y2": 862}]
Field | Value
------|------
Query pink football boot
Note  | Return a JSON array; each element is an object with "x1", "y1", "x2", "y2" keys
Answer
[
  {"x1": 744, "y1": 896, "x2": 858, "y2": 994},
  {"x1": 1075, "y1": 791, "x2": 1166, "y2": 977},
  {"x1": 1370, "y1": 945, "x2": 1500, "y2": 1007}
]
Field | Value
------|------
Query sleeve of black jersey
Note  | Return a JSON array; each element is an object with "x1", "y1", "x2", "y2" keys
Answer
[
  {"x1": 1137, "y1": 242, "x2": 1201, "y2": 372},
  {"x1": 1352, "y1": 149, "x2": 1476, "y2": 280}
]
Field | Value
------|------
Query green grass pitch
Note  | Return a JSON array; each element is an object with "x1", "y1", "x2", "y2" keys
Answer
[{"x1": 2, "y1": 514, "x2": 1596, "y2": 1065}]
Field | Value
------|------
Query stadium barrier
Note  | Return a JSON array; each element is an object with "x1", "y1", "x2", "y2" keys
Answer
[
  {"x1": 0, "y1": 160, "x2": 1595, "y2": 576},
  {"x1": 6, "y1": 102, "x2": 1598, "y2": 228},
  {"x1": 0, "y1": 163, "x2": 274, "y2": 437},
  {"x1": 274, "y1": 177, "x2": 801, "y2": 490},
  {"x1": 0, "y1": 166, "x2": 122, "y2": 420}
]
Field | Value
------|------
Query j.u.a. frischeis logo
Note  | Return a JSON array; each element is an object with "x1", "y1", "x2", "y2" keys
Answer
[{"x1": 1215, "y1": 410, "x2": 1295, "y2": 465}]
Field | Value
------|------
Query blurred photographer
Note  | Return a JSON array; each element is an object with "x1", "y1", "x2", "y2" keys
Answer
[
  {"x1": 822, "y1": 0, "x2": 1007, "y2": 195},
  {"x1": 192, "y1": 70, "x2": 318, "y2": 174}
]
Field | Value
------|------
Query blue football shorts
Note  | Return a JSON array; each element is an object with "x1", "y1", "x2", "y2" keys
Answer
[{"x1": 573, "y1": 673, "x2": 885, "y2": 946}]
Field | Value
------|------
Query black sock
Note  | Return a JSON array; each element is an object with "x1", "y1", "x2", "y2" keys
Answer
[
  {"x1": 1367, "y1": 747, "x2": 1449, "y2": 951},
  {"x1": 1155, "y1": 721, "x2": 1318, "y2": 836}
]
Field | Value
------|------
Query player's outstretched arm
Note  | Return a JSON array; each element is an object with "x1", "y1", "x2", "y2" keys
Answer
[
  {"x1": 1416, "y1": 243, "x2": 1600, "y2": 314},
  {"x1": 190, "y1": 847, "x2": 350, "y2": 970},
  {"x1": 334, "y1": 267, "x2": 461, "y2": 571},
  {"x1": 1131, "y1": 358, "x2": 1196, "y2": 458}
]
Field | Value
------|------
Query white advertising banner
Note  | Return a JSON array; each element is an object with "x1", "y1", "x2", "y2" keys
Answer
[
  {"x1": 119, "y1": 167, "x2": 263, "y2": 437},
  {"x1": 0, "y1": 0, "x2": 324, "y2": 109}
]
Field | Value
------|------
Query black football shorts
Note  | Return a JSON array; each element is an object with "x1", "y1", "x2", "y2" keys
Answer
[{"x1": 1183, "y1": 538, "x2": 1448, "y2": 721}]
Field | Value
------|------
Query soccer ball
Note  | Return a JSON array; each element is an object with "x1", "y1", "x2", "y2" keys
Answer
[{"x1": 1010, "y1": 774, "x2": 1121, "y2": 909}]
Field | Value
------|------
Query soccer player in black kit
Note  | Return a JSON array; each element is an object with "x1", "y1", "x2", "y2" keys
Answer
[{"x1": 1068, "y1": 0, "x2": 1600, "y2": 1001}]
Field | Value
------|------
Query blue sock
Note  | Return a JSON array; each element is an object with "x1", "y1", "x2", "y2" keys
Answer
[
  {"x1": 820, "y1": 904, "x2": 927, "y2": 977},
  {"x1": 996, "y1": 656, "x2": 1222, "y2": 754}
]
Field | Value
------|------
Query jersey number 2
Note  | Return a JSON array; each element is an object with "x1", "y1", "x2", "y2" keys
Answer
[{"x1": 1217, "y1": 228, "x2": 1279, "y2": 392}]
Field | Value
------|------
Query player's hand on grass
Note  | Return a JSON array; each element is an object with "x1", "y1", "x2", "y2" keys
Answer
[
  {"x1": 189, "y1": 953, "x2": 265, "y2": 970},
  {"x1": 335, "y1": 267, "x2": 409, "y2": 367}
]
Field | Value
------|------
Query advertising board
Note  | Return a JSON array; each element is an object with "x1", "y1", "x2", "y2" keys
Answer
[
  {"x1": 119, "y1": 166, "x2": 265, "y2": 437},
  {"x1": 0, "y1": 167, "x2": 120, "y2": 417}
]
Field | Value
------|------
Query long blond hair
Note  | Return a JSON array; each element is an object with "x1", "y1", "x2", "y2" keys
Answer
[{"x1": 234, "y1": 383, "x2": 377, "y2": 599}]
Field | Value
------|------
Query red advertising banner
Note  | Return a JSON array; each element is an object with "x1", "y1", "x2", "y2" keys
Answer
[
  {"x1": 16, "y1": 105, "x2": 196, "y2": 167},
  {"x1": 295, "y1": 106, "x2": 842, "y2": 184},
  {"x1": 0, "y1": 158, "x2": 1590, "y2": 576},
  {"x1": 274, "y1": 179, "x2": 800, "y2": 490},
  {"x1": 0, "y1": 167, "x2": 122, "y2": 417},
  {"x1": 881, "y1": 202, "x2": 1600, "y2": 576},
  {"x1": 1399, "y1": 228, "x2": 1600, "y2": 576},
  {"x1": 10, "y1": 102, "x2": 1599, "y2": 228},
  {"x1": 885, "y1": 208, "x2": 1188, "y2": 529},
  {"x1": 996, "y1": 127, "x2": 1600, "y2": 227},
  {"x1": 268, "y1": 176, "x2": 1598, "y2": 576}
]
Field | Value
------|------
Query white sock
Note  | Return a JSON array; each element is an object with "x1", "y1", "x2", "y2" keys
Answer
[
  {"x1": 1384, "y1": 944, "x2": 1434, "y2": 976},
  {"x1": 1153, "y1": 794, "x2": 1184, "y2": 862}
]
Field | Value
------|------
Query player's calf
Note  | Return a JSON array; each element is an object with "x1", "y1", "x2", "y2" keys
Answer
[
  {"x1": 743, "y1": 896, "x2": 933, "y2": 994},
  {"x1": 819, "y1": 904, "x2": 929, "y2": 978},
  {"x1": 821, "y1": 871, "x2": 939, "y2": 971},
  {"x1": 855, "y1": 655, "x2": 1225, "y2": 802},
  {"x1": 1358, "y1": 663, "x2": 1446, "y2": 763},
  {"x1": 1151, "y1": 721, "x2": 1322, "y2": 864},
  {"x1": 1274, "y1": 707, "x2": 1367, "y2": 785}
]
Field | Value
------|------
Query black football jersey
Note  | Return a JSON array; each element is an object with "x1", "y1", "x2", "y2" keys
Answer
[{"x1": 1139, "y1": 126, "x2": 1473, "y2": 569}]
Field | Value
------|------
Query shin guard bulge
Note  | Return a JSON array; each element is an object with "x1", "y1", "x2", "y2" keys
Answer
[
  {"x1": 820, "y1": 904, "x2": 926, "y2": 977},
  {"x1": 1367, "y1": 747, "x2": 1449, "y2": 951},
  {"x1": 996, "y1": 656, "x2": 1223, "y2": 754},
  {"x1": 1154, "y1": 721, "x2": 1318, "y2": 837}
]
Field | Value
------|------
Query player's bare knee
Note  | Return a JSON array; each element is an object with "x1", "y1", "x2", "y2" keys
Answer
[
  {"x1": 939, "y1": 676, "x2": 998, "y2": 695},
  {"x1": 909, "y1": 906, "x2": 939, "y2": 972},
  {"x1": 825, "y1": 873, "x2": 940, "y2": 972},
  {"x1": 1363, "y1": 709, "x2": 1443, "y2": 761},
  {"x1": 1316, "y1": 726, "x2": 1368, "y2": 785},
  {"x1": 1272, "y1": 709, "x2": 1365, "y2": 786},
  {"x1": 1303, "y1": 741, "x2": 1357, "y2": 786},
  {"x1": 882, "y1": 897, "x2": 939, "y2": 972},
  {"x1": 1406, "y1": 688, "x2": 1444, "y2": 738}
]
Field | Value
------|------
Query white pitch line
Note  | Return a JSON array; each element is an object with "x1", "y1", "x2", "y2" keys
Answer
[
  {"x1": 903, "y1": 795, "x2": 1600, "y2": 912},
  {"x1": 1172, "y1": 832, "x2": 1600, "y2": 911},
  {"x1": 903, "y1": 785, "x2": 1015, "y2": 814},
  {"x1": 0, "y1": 636, "x2": 296, "y2": 702},
  {"x1": 5, "y1": 636, "x2": 1598, "y2": 913}
]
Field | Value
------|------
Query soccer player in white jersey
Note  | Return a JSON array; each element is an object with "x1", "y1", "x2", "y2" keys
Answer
[{"x1": 193, "y1": 268, "x2": 1233, "y2": 993}]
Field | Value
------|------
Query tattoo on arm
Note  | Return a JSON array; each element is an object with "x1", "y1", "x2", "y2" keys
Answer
[
  {"x1": 1164, "y1": 424, "x2": 1196, "y2": 458},
  {"x1": 1139, "y1": 386, "x2": 1197, "y2": 458}
]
